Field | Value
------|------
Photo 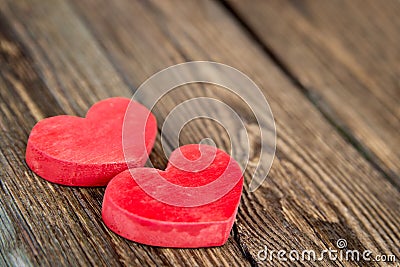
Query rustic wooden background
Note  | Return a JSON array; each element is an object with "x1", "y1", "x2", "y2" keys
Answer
[{"x1": 0, "y1": 0, "x2": 399, "y2": 266}]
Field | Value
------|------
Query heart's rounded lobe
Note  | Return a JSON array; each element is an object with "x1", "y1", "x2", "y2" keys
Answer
[{"x1": 26, "y1": 97, "x2": 157, "y2": 186}]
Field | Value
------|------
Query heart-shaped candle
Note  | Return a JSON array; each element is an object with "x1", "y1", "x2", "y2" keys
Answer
[
  {"x1": 26, "y1": 97, "x2": 157, "y2": 186},
  {"x1": 102, "y1": 144, "x2": 243, "y2": 248}
]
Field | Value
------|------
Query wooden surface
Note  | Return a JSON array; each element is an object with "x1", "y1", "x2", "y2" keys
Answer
[
  {"x1": 226, "y1": 0, "x2": 400, "y2": 187},
  {"x1": 0, "y1": 0, "x2": 399, "y2": 266}
]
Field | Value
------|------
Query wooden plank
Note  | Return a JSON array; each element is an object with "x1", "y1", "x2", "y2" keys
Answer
[
  {"x1": 0, "y1": 0, "x2": 398, "y2": 266},
  {"x1": 67, "y1": 0, "x2": 400, "y2": 264},
  {"x1": 226, "y1": 0, "x2": 400, "y2": 186},
  {"x1": 0, "y1": 1, "x2": 248, "y2": 266}
]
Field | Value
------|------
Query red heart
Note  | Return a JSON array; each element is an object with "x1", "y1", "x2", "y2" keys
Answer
[
  {"x1": 102, "y1": 144, "x2": 243, "y2": 248},
  {"x1": 25, "y1": 97, "x2": 157, "y2": 186}
]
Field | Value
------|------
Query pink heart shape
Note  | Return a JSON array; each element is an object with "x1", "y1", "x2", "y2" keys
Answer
[
  {"x1": 26, "y1": 97, "x2": 157, "y2": 186},
  {"x1": 102, "y1": 144, "x2": 243, "y2": 248}
]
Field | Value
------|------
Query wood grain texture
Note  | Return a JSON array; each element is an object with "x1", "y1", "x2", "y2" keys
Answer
[
  {"x1": 0, "y1": 1, "x2": 248, "y2": 266},
  {"x1": 226, "y1": 0, "x2": 400, "y2": 187},
  {"x1": 0, "y1": 0, "x2": 399, "y2": 266}
]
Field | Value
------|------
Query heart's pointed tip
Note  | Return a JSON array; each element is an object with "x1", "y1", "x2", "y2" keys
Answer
[{"x1": 102, "y1": 190, "x2": 235, "y2": 248}]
